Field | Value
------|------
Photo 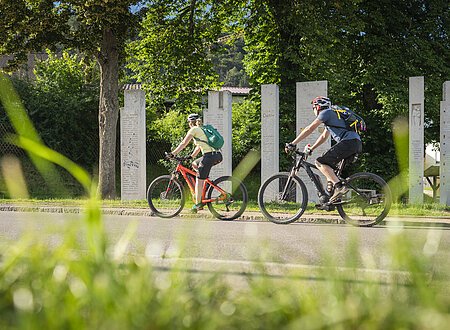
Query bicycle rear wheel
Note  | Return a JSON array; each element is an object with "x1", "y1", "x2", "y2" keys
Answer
[
  {"x1": 336, "y1": 172, "x2": 392, "y2": 227},
  {"x1": 207, "y1": 176, "x2": 248, "y2": 220},
  {"x1": 258, "y1": 173, "x2": 308, "y2": 224},
  {"x1": 147, "y1": 175, "x2": 185, "y2": 218}
]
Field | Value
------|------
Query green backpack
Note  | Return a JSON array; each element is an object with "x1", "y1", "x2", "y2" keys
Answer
[{"x1": 196, "y1": 124, "x2": 224, "y2": 150}]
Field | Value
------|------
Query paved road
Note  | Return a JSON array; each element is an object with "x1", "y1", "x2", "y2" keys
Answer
[{"x1": 1, "y1": 211, "x2": 450, "y2": 279}]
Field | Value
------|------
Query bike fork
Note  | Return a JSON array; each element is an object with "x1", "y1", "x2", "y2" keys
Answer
[{"x1": 281, "y1": 169, "x2": 296, "y2": 200}]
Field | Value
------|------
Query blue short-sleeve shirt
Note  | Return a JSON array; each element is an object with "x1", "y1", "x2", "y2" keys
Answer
[{"x1": 317, "y1": 108, "x2": 361, "y2": 143}]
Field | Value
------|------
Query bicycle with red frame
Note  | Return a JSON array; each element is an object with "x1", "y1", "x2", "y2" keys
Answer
[{"x1": 147, "y1": 153, "x2": 248, "y2": 220}]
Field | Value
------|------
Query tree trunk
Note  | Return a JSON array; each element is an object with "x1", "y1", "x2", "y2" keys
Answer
[{"x1": 97, "y1": 28, "x2": 120, "y2": 199}]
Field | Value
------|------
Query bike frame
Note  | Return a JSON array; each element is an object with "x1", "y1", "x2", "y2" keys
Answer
[
  {"x1": 286, "y1": 153, "x2": 328, "y2": 198},
  {"x1": 172, "y1": 161, "x2": 229, "y2": 204},
  {"x1": 287, "y1": 151, "x2": 368, "y2": 204}
]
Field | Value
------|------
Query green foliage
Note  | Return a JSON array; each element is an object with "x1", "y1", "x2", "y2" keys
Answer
[
  {"x1": 150, "y1": 109, "x2": 195, "y2": 148},
  {"x1": 0, "y1": 52, "x2": 100, "y2": 168},
  {"x1": 231, "y1": 96, "x2": 261, "y2": 164},
  {"x1": 32, "y1": 51, "x2": 99, "y2": 167},
  {"x1": 127, "y1": 0, "x2": 226, "y2": 112},
  {"x1": 209, "y1": 38, "x2": 249, "y2": 87},
  {"x1": 0, "y1": 0, "x2": 143, "y2": 198},
  {"x1": 241, "y1": 1, "x2": 282, "y2": 85}
]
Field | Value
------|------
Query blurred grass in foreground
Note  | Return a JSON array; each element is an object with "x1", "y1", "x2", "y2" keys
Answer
[
  {"x1": 1, "y1": 74, "x2": 450, "y2": 328},
  {"x1": 1, "y1": 220, "x2": 450, "y2": 329}
]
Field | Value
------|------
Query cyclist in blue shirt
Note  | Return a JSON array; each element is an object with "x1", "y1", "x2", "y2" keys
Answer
[{"x1": 285, "y1": 96, "x2": 362, "y2": 203}]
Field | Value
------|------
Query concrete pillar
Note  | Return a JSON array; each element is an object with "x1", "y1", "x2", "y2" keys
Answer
[
  {"x1": 409, "y1": 76, "x2": 424, "y2": 204},
  {"x1": 296, "y1": 81, "x2": 329, "y2": 203},
  {"x1": 261, "y1": 84, "x2": 279, "y2": 184},
  {"x1": 121, "y1": 88, "x2": 146, "y2": 200},
  {"x1": 440, "y1": 81, "x2": 450, "y2": 205},
  {"x1": 203, "y1": 91, "x2": 232, "y2": 180}
]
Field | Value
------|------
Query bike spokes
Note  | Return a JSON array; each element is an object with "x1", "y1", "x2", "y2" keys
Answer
[
  {"x1": 258, "y1": 173, "x2": 308, "y2": 224},
  {"x1": 337, "y1": 173, "x2": 392, "y2": 227},
  {"x1": 207, "y1": 176, "x2": 248, "y2": 221},
  {"x1": 147, "y1": 175, "x2": 185, "y2": 218}
]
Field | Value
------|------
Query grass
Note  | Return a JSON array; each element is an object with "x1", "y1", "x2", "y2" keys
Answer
[{"x1": 1, "y1": 198, "x2": 450, "y2": 218}]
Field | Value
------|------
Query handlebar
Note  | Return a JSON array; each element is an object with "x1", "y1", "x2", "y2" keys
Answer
[{"x1": 285, "y1": 144, "x2": 310, "y2": 161}]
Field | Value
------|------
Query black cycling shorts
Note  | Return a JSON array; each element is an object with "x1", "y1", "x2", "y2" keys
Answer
[
  {"x1": 316, "y1": 139, "x2": 362, "y2": 170},
  {"x1": 193, "y1": 151, "x2": 223, "y2": 179}
]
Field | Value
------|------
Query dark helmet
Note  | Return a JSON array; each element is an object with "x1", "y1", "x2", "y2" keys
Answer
[
  {"x1": 187, "y1": 113, "x2": 200, "y2": 122},
  {"x1": 311, "y1": 96, "x2": 331, "y2": 111}
]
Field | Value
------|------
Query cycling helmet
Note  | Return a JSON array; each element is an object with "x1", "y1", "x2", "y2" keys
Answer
[
  {"x1": 187, "y1": 113, "x2": 200, "y2": 122},
  {"x1": 311, "y1": 96, "x2": 331, "y2": 111}
]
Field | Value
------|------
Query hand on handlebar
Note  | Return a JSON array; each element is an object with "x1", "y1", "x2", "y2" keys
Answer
[
  {"x1": 304, "y1": 144, "x2": 313, "y2": 156},
  {"x1": 285, "y1": 143, "x2": 296, "y2": 153}
]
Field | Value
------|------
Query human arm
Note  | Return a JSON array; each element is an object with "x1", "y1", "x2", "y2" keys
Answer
[
  {"x1": 310, "y1": 129, "x2": 330, "y2": 152},
  {"x1": 191, "y1": 145, "x2": 201, "y2": 159},
  {"x1": 171, "y1": 132, "x2": 194, "y2": 155},
  {"x1": 288, "y1": 118, "x2": 323, "y2": 147}
]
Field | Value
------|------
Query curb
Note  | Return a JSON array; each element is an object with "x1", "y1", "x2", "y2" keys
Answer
[
  {"x1": 1, "y1": 205, "x2": 449, "y2": 226},
  {"x1": 0, "y1": 204, "x2": 344, "y2": 224}
]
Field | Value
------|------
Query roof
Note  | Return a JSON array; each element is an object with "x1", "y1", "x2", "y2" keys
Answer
[
  {"x1": 122, "y1": 84, "x2": 251, "y2": 95},
  {"x1": 219, "y1": 87, "x2": 252, "y2": 95},
  {"x1": 122, "y1": 84, "x2": 143, "y2": 90}
]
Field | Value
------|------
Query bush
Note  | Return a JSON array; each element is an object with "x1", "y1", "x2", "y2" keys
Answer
[{"x1": 0, "y1": 51, "x2": 100, "y2": 169}]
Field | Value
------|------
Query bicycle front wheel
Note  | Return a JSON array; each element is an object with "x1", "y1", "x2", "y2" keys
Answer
[
  {"x1": 336, "y1": 172, "x2": 392, "y2": 227},
  {"x1": 147, "y1": 175, "x2": 185, "y2": 218},
  {"x1": 258, "y1": 173, "x2": 308, "y2": 224},
  {"x1": 207, "y1": 176, "x2": 248, "y2": 221}
]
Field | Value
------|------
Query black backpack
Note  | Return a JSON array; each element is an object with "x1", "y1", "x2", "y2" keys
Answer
[{"x1": 329, "y1": 105, "x2": 366, "y2": 134}]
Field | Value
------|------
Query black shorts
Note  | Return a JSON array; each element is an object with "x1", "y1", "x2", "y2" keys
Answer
[
  {"x1": 316, "y1": 139, "x2": 362, "y2": 170},
  {"x1": 193, "y1": 151, "x2": 223, "y2": 179}
]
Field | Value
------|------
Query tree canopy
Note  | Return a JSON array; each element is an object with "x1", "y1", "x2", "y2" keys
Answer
[{"x1": 1, "y1": 0, "x2": 141, "y2": 198}]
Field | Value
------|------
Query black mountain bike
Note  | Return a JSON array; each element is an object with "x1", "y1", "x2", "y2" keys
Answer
[{"x1": 258, "y1": 146, "x2": 392, "y2": 227}]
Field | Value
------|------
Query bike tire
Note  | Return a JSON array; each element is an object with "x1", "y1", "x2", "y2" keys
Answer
[
  {"x1": 258, "y1": 173, "x2": 308, "y2": 224},
  {"x1": 207, "y1": 176, "x2": 248, "y2": 221},
  {"x1": 147, "y1": 175, "x2": 185, "y2": 218},
  {"x1": 336, "y1": 172, "x2": 392, "y2": 227}
]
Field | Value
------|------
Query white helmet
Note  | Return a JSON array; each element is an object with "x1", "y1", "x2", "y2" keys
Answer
[
  {"x1": 187, "y1": 113, "x2": 200, "y2": 122},
  {"x1": 311, "y1": 96, "x2": 331, "y2": 111}
]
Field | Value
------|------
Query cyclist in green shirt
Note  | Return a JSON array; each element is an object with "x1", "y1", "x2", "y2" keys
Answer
[{"x1": 169, "y1": 114, "x2": 223, "y2": 212}]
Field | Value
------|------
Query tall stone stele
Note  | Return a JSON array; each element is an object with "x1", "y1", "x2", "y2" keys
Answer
[
  {"x1": 203, "y1": 90, "x2": 232, "y2": 180},
  {"x1": 121, "y1": 85, "x2": 146, "y2": 200},
  {"x1": 261, "y1": 84, "x2": 279, "y2": 184},
  {"x1": 296, "y1": 81, "x2": 329, "y2": 203},
  {"x1": 440, "y1": 81, "x2": 450, "y2": 205},
  {"x1": 409, "y1": 76, "x2": 424, "y2": 204}
]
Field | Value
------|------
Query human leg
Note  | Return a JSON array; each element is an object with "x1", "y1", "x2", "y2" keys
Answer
[
  {"x1": 316, "y1": 139, "x2": 362, "y2": 201},
  {"x1": 315, "y1": 161, "x2": 340, "y2": 184},
  {"x1": 194, "y1": 178, "x2": 205, "y2": 205},
  {"x1": 191, "y1": 152, "x2": 223, "y2": 212}
]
